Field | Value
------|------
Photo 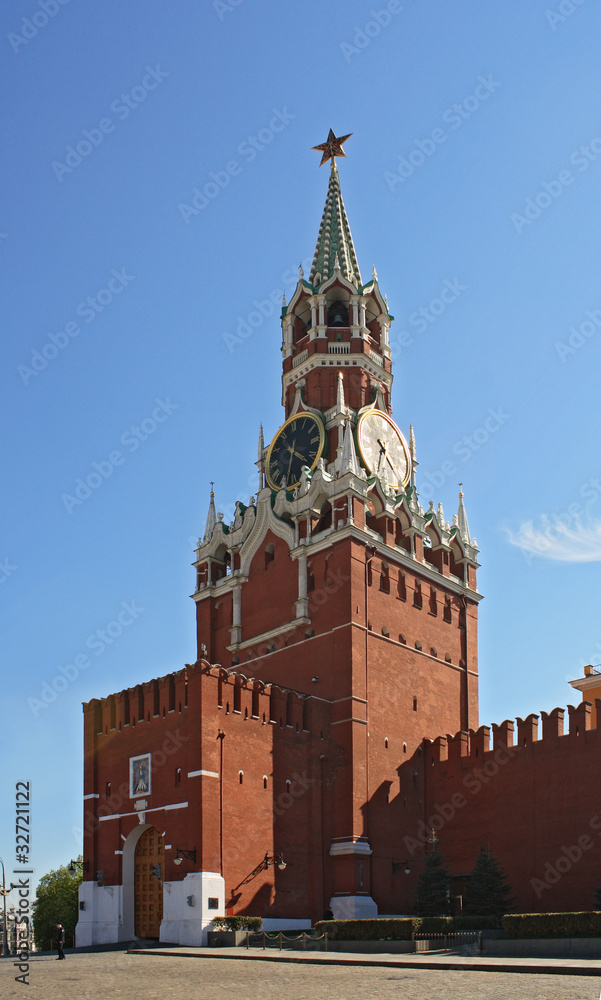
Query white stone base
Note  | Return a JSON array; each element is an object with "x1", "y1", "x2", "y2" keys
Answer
[
  {"x1": 160, "y1": 871, "x2": 225, "y2": 947},
  {"x1": 76, "y1": 871, "x2": 225, "y2": 948},
  {"x1": 75, "y1": 881, "x2": 123, "y2": 947},
  {"x1": 329, "y1": 895, "x2": 378, "y2": 919}
]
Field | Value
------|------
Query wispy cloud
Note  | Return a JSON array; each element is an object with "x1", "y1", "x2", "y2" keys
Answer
[{"x1": 506, "y1": 518, "x2": 601, "y2": 563}]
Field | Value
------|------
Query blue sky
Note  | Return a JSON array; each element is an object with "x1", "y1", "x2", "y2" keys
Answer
[{"x1": 3, "y1": 0, "x2": 601, "y2": 897}]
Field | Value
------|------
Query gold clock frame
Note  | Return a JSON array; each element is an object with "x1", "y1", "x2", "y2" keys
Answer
[
  {"x1": 356, "y1": 409, "x2": 412, "y2": 488},
  {"x1": 265, "y1": 411, "x2": 326, "y2": 490}
]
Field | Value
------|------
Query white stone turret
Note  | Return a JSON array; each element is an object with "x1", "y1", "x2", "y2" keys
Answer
[{"x1": 204, "y1": 487, "x2": 217, "y2": 543}]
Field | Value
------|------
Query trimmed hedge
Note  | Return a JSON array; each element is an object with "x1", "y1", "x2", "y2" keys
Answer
[
  {"x1": 502, "y1": 911, "x2": 601, "y2": 939},
  {"x1": 313, "y1": 916, "x2": 501, "y2": 940},
  {"x1": 211, "y1": 916, "x2": 263, "y2": 931},
  {"x1": 315, "y1": 919, "x2": 413, "y2": 941}
]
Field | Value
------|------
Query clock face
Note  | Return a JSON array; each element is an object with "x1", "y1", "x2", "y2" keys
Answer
[
  {"x1": 356, "y1": 410, "x2": 411, "y2": 490},
  {"x1": 266, "y1": 412, "x2": 326, "y2": 490}
]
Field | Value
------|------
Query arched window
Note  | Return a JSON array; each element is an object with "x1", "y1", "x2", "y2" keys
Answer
[
  {"x1": 263, "y1": 775, "x2": 268, "y2": 789},
  {"x1": 233, "y1": 679, "x2": 241, "y2": 713},
  {"x1": 397, "y1": 572, "x2": 406, "y2": 601},
  {"x1": 429, "y1": 588, "x2": 437, "y2": 615},
  {"x1": 413, "y1": 580, "x2": 422, "y2": 609},
  {"x1": 252, "y1": 685, "x2": 260, "y2": 718},
  {"x1": 379, "y1": 563, "x2": 390, "y2": 594},
  {"x1": 239, "y1": 771, "x2": 244, "y2": 785},
  {"x1": 443, "y1": 596, "x2": 452, "y2": 623},
  {"x1": 264, "y1": 543, "x2": 274, "y2": 569}
]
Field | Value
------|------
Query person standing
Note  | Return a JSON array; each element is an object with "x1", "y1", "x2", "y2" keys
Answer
[{"x1": 55, "y1": 922, "x2": 65, "y2": 960}]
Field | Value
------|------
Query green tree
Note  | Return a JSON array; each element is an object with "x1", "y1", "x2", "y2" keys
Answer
[
  {"x1": 463, "y1": 847, "x2": 514, "y2": 918},
  {"x1": 32, "y1": 858, "x2": 83, "y2": 950},
  {"x1": 414, "y1": 847, "x2": 450, "y2": 917}
]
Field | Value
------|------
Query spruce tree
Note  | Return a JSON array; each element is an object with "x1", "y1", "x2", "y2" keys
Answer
[
  {"x1": 463, "y1": 847, "x2": 514, "y2": 918},
  {"x1": 414, "y1": 847, "x2": 450, "y2": 916}
]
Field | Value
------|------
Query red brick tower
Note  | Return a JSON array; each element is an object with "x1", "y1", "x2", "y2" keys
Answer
[{"x1": 193, "y1": 135, "x2": 482, "y2": 917}]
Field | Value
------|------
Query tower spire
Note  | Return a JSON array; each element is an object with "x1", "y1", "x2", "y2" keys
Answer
[
  {"x1": 409, "y1": 424, "x2": 417, "y2": 490},
  {"x1": 309, "y1": 147, "x2": 362, "y2": 286},
  {"x1": 340, "y1": 416, "x2": 360, "y2": 477},
  {"x1": 457, "y1": 484, "x2": 471, "y2": 545},
  {"x1": 203, "y1": 485, "x2": 217, "y2": 542}
]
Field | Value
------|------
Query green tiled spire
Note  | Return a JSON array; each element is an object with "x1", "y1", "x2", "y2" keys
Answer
[{"x1": 309, "y1": 165, "x2": 362, "y2": 287}]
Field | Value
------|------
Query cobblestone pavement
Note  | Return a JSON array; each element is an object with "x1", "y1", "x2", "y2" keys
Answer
[{"x1": 2, "y1": 951, "x2": 600, "y2": 1000}]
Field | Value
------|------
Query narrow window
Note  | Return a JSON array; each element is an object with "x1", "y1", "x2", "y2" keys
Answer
[
  {"x1": 379, "y1": 563, "x2": 390, "y2": 594},
  {"x1": 444, "y1": 596, "x2": 452, "y2": 623},
  {"x1": 239, "y1": 771, "x2": 244, "y2": 784},
  {"x1": 263, "y1": 775, "x2": 268, "y2": 789},
  {"x1": 252, "y1": 685, "x2": 260, "y2": 718},
  {"x1": 269, "y1": 691, "x2": 276, "y2": 723},
  {"x1": 429, "y1": 587, "x2": 437, "y2": 615},
  {"x1": 105, "y1": 781, "x2": 111, "y2": 798},
  {"x1": 175, "y1": 767, "x2": 181, "y2": 787},
  {"x1": 233, "y1": 680, "x2": 241, "y2": 713},
  {"x1": 413, "y1": 697, "x2": 418, "y2": 712},
  {"x1": 397, "y1": 573, "x2": 406, "y2": 601},
  {"x1": 307, "y1": 565, "x2": 315, "y2": 592},
  {"x1": 218, "y1": 674, "x2": 223, "y2": 708},
  {"x1": 367, "y1": 561, "x2": 373, "y2": 587},
  {"x1": 384, "y1": 738, "x2": 388, "y2": 749},
  {"x1": 265, "y1": 543, "x2": 274, "y2": 568},
  {"x1": 413, "y1": 581, "x2": 422, "y2": 609}
]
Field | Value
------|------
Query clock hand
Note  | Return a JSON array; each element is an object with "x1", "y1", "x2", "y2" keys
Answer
[{"x1": 287, "y1": 440, "x2": 296, "y2": 480}]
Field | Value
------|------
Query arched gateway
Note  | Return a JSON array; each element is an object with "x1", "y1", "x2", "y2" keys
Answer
[{"x1": 134, "y1": 827, "x2": 164, "y2": 938}]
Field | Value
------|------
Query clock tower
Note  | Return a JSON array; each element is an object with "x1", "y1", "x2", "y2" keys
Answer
[{"x1": 193, "y1": 132, "x2": 482, "y2": 918}]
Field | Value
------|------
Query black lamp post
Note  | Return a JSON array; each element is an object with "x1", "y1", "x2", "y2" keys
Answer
[
  {"x1": 68, "y1": 860, "x2": 89, "y2": 873},
  {"x1": 0, "y1": 857, "x2": 15, "y2": 958}
]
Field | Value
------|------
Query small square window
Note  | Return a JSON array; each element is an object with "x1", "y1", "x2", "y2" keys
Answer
[{"x1": 208, "y1": 897, "x2": 219, "y2": 910}]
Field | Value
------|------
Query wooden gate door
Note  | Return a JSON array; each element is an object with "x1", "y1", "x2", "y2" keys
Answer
[{"x1": 134, "y1": 828, "x2": 165, "y2": 938}]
